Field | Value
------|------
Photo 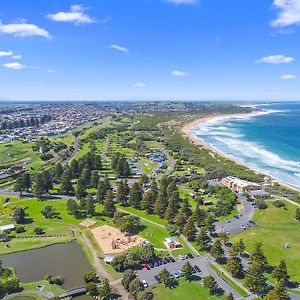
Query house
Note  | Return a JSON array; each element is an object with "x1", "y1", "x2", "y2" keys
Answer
[
  {"x1": 165, "y1": 237, "x2": 182, "y2": 249},
  {"x1": 0, "y1": 224, "x2": 15, "y2": 233},
  {"x1": 221, "y1": 176, "x2": 261, "y2": 193}
]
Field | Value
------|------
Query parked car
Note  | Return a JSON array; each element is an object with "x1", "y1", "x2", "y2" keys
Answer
[
  {"x1": 186, "y1": 253, "x2": 193, "y2": 259},
  {"x1": 165, "y1": 257, "x2": 171, "y2": 263},
  {"x1": 179, "y1": 254, "x2": 185, "y2": 260},
  {"x1": 149, "y1": 262, "x2": 154, "y2": 268},
  {"x1": 143, "y1": 263, "x2": 150, "y2": 270},
  {"x1": 169, "y1": 257, "x2": 175, "y2": 263},
  {"x1": 193, "y1": 265, "x2": 201, "y2": 273},
  {"x1": 154, "y1": 275, "x2": 160, "y2": 283},
  {"x1": 142, "y1": 280, "x2": 148, "y2": 288}
]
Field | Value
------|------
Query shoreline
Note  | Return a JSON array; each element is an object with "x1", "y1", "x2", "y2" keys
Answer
[{"x1": 181, "y1": 111, "x2": 300, "y2": 193}]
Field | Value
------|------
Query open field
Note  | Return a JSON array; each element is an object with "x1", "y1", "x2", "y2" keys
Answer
[
  {"x1": 231, "y1": 201, "x2": 300, "y2": 281},
  {"x1": 153, "y1": 278, "x2": 220, "y2": 300},
  {"x1": 49, "y1": 133, "x2": 74, "y2": 147}
]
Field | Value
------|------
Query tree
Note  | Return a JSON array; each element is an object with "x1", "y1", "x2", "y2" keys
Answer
[
  {"x1": 139, "y1": 244, "x2": 156, "y2": 262},
  {"x1": 119, "y1": 215, "x2": 142, "y2": 234},
  {"x1": 210, "y1": 239, "x2": 224, "y2": 261},
  {"x1": 76, "y1": 177, "x2": 87, "y2": 200},
  {"x1": 237, "y1": 238, "x2": 245, "y2": 255},
  {"x1": 203, "y1": 275, "x2": 219, "y2": 295},
  {"x1": 122, "y1": 269, "x2": 136, "y2": 290},
  {"x1": 192, "y1": 204, "x2": 206, "y2": 227},
  {"x1": 81, "y1": 168, "x2": 91, "y2": 186},
  {"x1": 181, "y1": 199, "x2": 192, "y2": 218},
  {"x1": 174, "y1": 212, "x2": 186, "y2": 232},
  {"x1": 13, "y1": 207, "x2": 26, "y2": 224},
  {"x1": 103, "y1": 190, "x2": 116, "y2": 217},
  {"x1": 244, "y1": 261, "x2": 268, "y2": 294},
  {"x1": 157, "y1": 268, "x2": 175, "y2": 288},
  {"x1": 137, "y1": 290, "x2": 154, "y2": 300},
  {"x1": 128, "y1": 182, "x2": 143, "y2": 209},
  {"x1": 96, "y1": 179, "x2": 109, "y2": 204},
  {"x1": 34, "y1": 227, "x2": 44, "y2": 235},
  {"x1": 116, "y1": 180, "x2": 128, "y2": 206},
  {"x1": 263, "y1": 281, "x2": 290, "y2": 300},
  {"x1": 128, "y1": 278, "x2": 143, "y2": 297},
  {"x1": 227, "y1": 256, "x2": 244, "y2": 278},
  {"x1": 55, "y1": 162, "x2": 64, "y2": 180},
  {"x1": 205, "y1": 213, "x2": 216, "y2": 234},
  {"x1": 34, "y1": 173, "x2": 45, "y2": 199},
  {"x1": 182, "y1": 261, "x2": 193, "y2": 281},
  {"x1": 22, "y1": 172, "x2": 31, "y2": 191},
  {"x1": 141, "y1": 189, "x2": 156, "y2": 213},
  {"x1": 41, "y1": 206, "x2": 57, "y2": 218},
  {"x1": 196, "y1": 228, "x2": 211, "y2": 250},
  {"x1": 98, "y1": 278, "x2": 113, "y2": 300},
  {"x1": 41, "y1": 170, "x2": 53, "y2": 192},
  {"x1": 83, "y1": 271, "x2": 98, "y2": 283},
  {"x1": 295, "y1": 208, "x2": 300, "y2": 222},
  {"x1": 272, "y1": 260, "x2": 289, "y2": 284},
  {"x1": 60, "y1": 168, "x2": 74, "y2": 195},
  {"x1": 14, "y1": 177, "x2": 24, "y2": 196},
  {"x1": 248, "y1": 243, "x2": 268, "y2": 272},
  {"x1": 182, "y1": 217, "x2": 197, "y2": 241},
  {"x1": 86, "y1": 194, "x2": 95, "y2": 216},
  {"x1": 223, "y1": 293, "x2": 234, "y2": 300},
  {"x1": 90, "y1": 171, "x2": 100, "y2": 188},
  {"x1": 164, "y1": 195, "x2": 178, "y2": 222},
  {"x1": 67, "y1": 199, "x2": 79, "y2": 217},
  {"x1": 85, "y1": 282, "x2": 99, "y2": 296}
]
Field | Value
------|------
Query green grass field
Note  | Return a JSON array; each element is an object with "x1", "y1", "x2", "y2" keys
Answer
[
  {"x1": 0, "y1": 141, "x2": 41, "y2": 167},
  {"x1": 153, "y1": 278, "x2": 220, "y2": 300},
  {"x1": 50, "y1": 133, "x2": 74, "y2": 147},
  {"x1": 231, "y1": 202, "x2": 300, "y2": 281}
]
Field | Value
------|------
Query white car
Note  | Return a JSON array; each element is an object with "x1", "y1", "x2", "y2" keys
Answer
[
  {"x1": 179, "y1": 254, "x2": 185, "y2": 260},
  {"x1": 142, "y1": 280, "x2": 148, "y2": 288}
]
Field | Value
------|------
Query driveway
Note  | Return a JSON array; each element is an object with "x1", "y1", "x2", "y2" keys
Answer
[
  {"x1": 137, "y1": 256, "x2": 241, "y2": 298},
  {"x1": 215, "y1": 193, "x2": 255, "y2": 235}
]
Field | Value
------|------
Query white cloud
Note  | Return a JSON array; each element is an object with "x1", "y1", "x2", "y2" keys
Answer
[
  {"x1": 271, "y1": 0, "x2": 300, "y2": 27},
  {"x1": 171, "y1": 70, "x2": 189, "y2": 77},
  {"x1": 47, "y1": 69, "x2": 56, "y2": 74},
  {"x1": 0, "y1": 20, "x2": 50, "y2": 38},
  {"x1": 12, "y1": 55, "x2": 22, "y2": 60},
  {"x1": 0, "y1": 50, "x2": 13, "y2": 57},
  {"x1": 3, "y1": 62, "x2": 25, "y2": 70},
  {"x1": 47, "y1": 5, "x2": 95, "y2": 25},
  {"x1": 108, "y1": 45, "x2": 129, "y2": 53},
  {"x1": 165, "y1": 0, "x2": 198, "y2": 4},
  {"x1": 134, "y1": 82, "x2": 146, "y2": 88},
  {"x1": 256, "y1": 55, "x2": 295, "y2": 64},
  {"x1": 280, "y1": 74, "x2": 296, "y2": 80},
  {"x1": 30, "y1": 65, "x2": 41, "y2": 69}
]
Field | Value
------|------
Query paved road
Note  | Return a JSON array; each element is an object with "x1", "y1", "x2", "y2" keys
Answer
[
  {"x1": 62, "y1": 134, "x2": 79, "y2": 166},
  {"x1": 215, "y1": 194, "x2": 255, "y2": 235}
]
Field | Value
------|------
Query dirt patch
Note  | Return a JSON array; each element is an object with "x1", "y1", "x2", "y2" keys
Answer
[
  {"x1": 91, "y1": 225, "x2": 145, "y2": 255},
  {"x1": 80, "y1": 219, "x2": 97, "y2": 228}
]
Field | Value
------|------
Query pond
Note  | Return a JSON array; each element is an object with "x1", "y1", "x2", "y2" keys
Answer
[{"x1": 0, "y1": 241, "x2": 93, "y2": 289}]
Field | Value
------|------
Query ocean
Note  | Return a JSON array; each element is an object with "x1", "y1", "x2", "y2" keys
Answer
[{"x1": 190, "y1": 102, "x2": 300, "y2": 188}]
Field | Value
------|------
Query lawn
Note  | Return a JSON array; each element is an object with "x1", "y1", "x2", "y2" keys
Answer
[
  {"x1": 153, "y1": 278, "x2": 220, "y2": 300},
  {"x1": 231, "y1": 202, "x2": 300, "y2": 281},
  {"x1": 0, "y1": 141, "x2": 41, "y2": 167},
  {"x1": 50, "y1": 133, "x2": 74, "y2": 147}
]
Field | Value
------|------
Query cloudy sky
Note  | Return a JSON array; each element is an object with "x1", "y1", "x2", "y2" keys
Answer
[{"x1": 0, "y1": 0, "x2": 299, "y2": 101}]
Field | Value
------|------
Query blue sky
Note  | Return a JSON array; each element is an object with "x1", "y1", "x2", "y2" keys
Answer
[{"x1": 0, "y1": 0, "x2": 299, "y2": 101}]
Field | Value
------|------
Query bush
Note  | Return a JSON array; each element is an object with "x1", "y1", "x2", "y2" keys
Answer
[
  {"x1": 34, "y1": 227, "x2": 44, "y2": 235},
  {"x1": 256, "y1": 199, "x2": 268, "y2": 209},
  {"x1": 15, "y1": 225, "x2": 26, "y2": 234},
  {"x1": 273, "y1": 200, "x2": 285, "y2": 208}
]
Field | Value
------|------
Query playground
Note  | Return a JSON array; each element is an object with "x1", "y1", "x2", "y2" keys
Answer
[{"x1": 90, "y1": 224, "x2": 145, "y2": 254}]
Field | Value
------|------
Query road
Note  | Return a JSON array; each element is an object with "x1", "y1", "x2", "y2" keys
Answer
[
  {"x1": 62, "y1": 134, "x2": 79, "y2": 166},
  {"x1": 215, "y1": 193, "x2": 255, "y2": 235}
]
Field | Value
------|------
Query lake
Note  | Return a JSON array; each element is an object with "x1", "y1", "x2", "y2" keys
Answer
[{"x1": 0, "y1": 242, "x2": 93, "y2": 289}]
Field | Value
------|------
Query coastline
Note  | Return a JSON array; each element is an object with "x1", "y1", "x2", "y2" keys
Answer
[{"x1": 181, "y1": 111, "x2": 300, "y2": 193}]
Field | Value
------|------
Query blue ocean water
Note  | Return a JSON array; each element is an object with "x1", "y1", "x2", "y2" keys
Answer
[{"x1": 190, "y1": 102, "x2": 300, "y2": 188}]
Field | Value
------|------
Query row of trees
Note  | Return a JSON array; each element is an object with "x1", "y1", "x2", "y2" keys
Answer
[{"x1": 1, "y1": 114, "x2": 52, "y2": 130}]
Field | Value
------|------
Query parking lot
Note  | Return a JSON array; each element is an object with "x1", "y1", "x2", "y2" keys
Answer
[{"x1": 138, "y1": 255, "x2": 208, "y2": 286}]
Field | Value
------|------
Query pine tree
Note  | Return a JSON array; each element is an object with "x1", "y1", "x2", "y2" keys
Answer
[
  {"x1": 90, "y1": 171, "x2": 100, "y2": 188},
  {"x1": 103, "y1": 190, "x2": 116, "y2": 217},
  {"x1": 192, "y1": 204, "x2": 206, "y2": 227},
  {"x1": 60, "y1": 168, "x2": 74, "y2": 195},
  {"x1": 14, "y1": 177, "x2": 24, "y2": 196},
  {"x1": 237, "y1": 238, "x2": 245, "y2": 255},
  {"x1": 195, "y1": 228, "x2": 211, "y2": 250},
  {"x1": 203, "y1": 275, "x2": 219, "y2": 295},
  {"x1": 67, "y1": 199, "x2": 79, "y2": 217},
  {"x1": 183, "y1": 217, "x2": 197, "y2": 241},
  {"x1": 272, "y1": 260, "x2": 289, "y2": 284},
  {"x1": 141, "y1": 189, "x2": 156, "y2": 213},
  {"x1": 128, "y1": 182, "x2": 143, "y2": 209},
  {"x1": 227, "y1": 256, "x2": 244, "y2": 278},
  {"x1": 248, "y1": 243, "x2": 268, "y2": 272},
  {"x1": 96, "y1": 179, "x2": 109, "y2": 203},
  {"x1": 182, "y1": 261, "x2": 193, "y2": 281},
  {"x1": 263, "y1": 281, "x2": 289, "y2": 300},
  {"x1": 41, "y1": 170, "x2": 53, "y2": 192},
  {"x1": 69, "y1": 159, "x2": 79, "y2": 178},
  {"x1": 210, "y1": 239, "x2": 224, "y2": 261},
  {"x1": 22, "y1": 172, "x2": 31, "y2": 191},
  {"x1": 244, "y1": 261, "x2": 268, "y2": 294},
  {"x1": 164, "y1": 195, "x2": 179, "y2": 222},
  {"x1": 181, "y1": 199, "x2": 192, "y2": 218},
  {"x1": 55, "y1": 162, "x2": 64, "y2": 180},
  {"x1": 116, "y1": 181, "x2": 128, "y2": 206},
  {"x1": 205, "y1": 213, "x2": 216, "y2": 234},
  {"x1": 81, "y1": 168, "x2": 91, "y2": 186},
  {"x1": 34, "y1": 173, "x2": 45, "y2": 199},
  {"x1": 174, "y1": 212, "x2": 186, "y2": 232},
  {"x1": 86, "y1": 194, "x2": 95, "y2": 216},
  {"x1": 76, "y1": 177, "x2": 87, "y2": 200}
]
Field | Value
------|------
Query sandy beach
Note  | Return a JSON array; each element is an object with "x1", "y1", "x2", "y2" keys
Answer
[{"x1": 181, "y1": 111, "x2": 300, "y2": 193}]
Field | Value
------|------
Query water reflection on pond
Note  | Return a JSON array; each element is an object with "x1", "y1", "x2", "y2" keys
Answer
[{"x1": 0, "y1": 241, "x2": 92, "y2": 289}]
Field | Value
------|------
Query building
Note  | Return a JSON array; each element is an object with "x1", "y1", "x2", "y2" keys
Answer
[
  {"x1": 248, "y1": 190, "x2": 270, "y2": 199},
  {"x1": 165, "y1": 237, "x2": 182, "y2": 249},
  {"x1": 0, "y1": 224, "x2": 15, "y2": 233},
  {"x1": 221, "y1": 176, "x2": 261, "y2": 193}
]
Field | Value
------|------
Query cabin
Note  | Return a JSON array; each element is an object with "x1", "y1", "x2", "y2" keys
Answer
[{"x1": 165, "y1": 237, "x2": 182, "y2": 249}]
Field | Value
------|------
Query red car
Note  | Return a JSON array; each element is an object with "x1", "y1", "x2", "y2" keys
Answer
[{"x1": 143, "y1": 264, "x2": 150, "y2": 270}]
